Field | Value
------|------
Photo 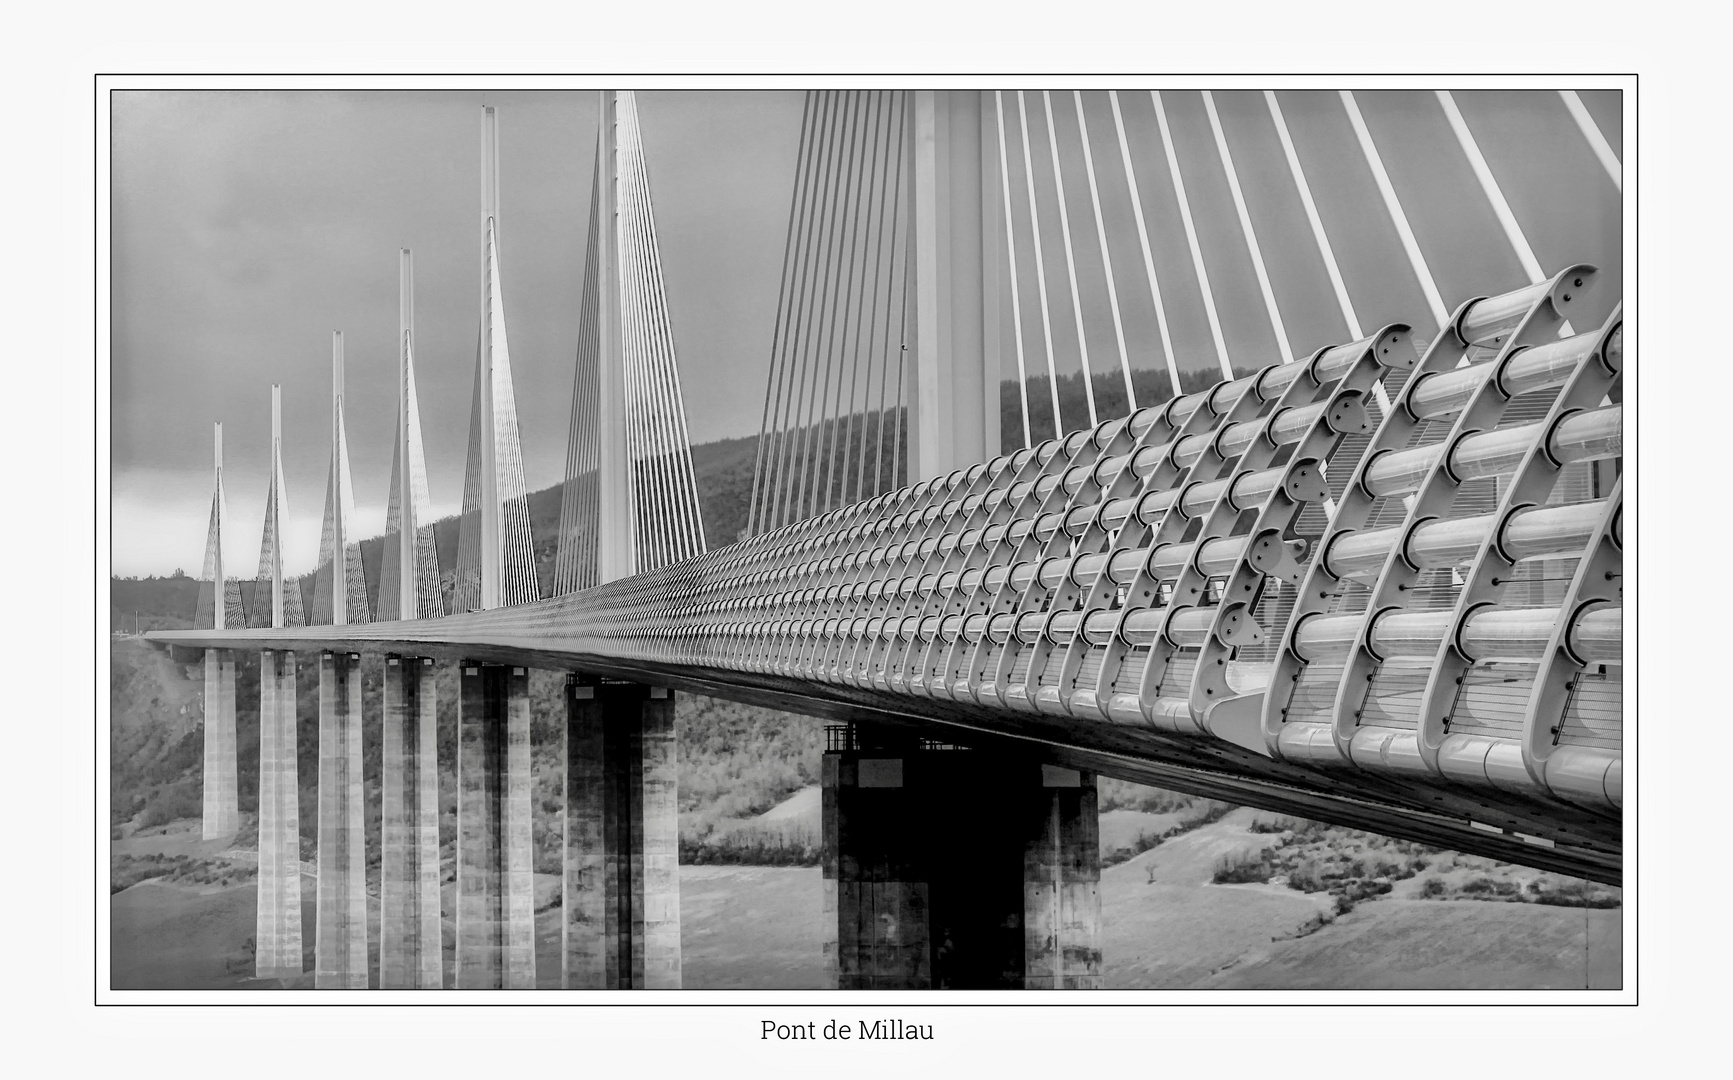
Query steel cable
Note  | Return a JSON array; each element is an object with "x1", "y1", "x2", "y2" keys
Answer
[
  {"x1": 819, "y1": 91, "x2": 879, "y2": 514},
  {"x1": 1043, "y1": 90, "x2": 1098, "y2": 427},
  {"x1": 769, "y1": 92, "x2": 843, "y2": 530},
  {"x1": 838, "y1": 91, "x2": 891, "y2": 507},
  {"x1": 781, "y1": 91, "x2": 851, "y2": 527},
  {"x1": 1072, "y1": 91, "x2": 1135, "y2": 415},
  {"x1": 747, "y1": 92, "x2": 816, "y2": 536},
  {"x1": 873, "y1": 92, "x2": 909, "y2": 497},
  {"x1": 1016, "y1": 91, "x2": 1063, "y2": 439}
]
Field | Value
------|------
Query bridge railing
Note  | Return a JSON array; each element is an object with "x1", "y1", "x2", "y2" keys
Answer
[{"x1": 540, "y1": 268, "x2": 1620, "y2": 819}]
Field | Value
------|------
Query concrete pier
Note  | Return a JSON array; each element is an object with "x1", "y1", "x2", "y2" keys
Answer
[
  {"x1": 1020, "y1": 765, "x2": 1102, "y2": 989},
  {"x1": 456, "y1": 663, "x2": 536, "y2": 989},
  {"x1": 314, "y1": 651, "x2": 369, "y2": 988},
  {"x1": 201, "y1": 649, "x2": 239, "y2": 839},
  {"x1": 562, "y1": 676, "x2": 681, "y2": 989},
  {"x1": 380, "y1": 655, "x2": 442, "y2": 989},
  {"x1": 255, "y1": 649, "x2": 303, "y2": 979},
  {"x1": 821, "y1": 728, "x2": 1101, "y2": 989}
]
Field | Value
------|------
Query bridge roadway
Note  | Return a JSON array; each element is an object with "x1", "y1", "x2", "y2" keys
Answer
[
  {"x1": 150, "y1": 271, "x2": 1624, "y2": 889},
  {"x1": 150, "y1": 593, "x2": 1618, "y2": 885}
]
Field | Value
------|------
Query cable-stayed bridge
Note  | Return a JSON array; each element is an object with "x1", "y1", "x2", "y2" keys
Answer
[{"x1": 146, "y1": 89, "x2": 1625, "y2": 991}]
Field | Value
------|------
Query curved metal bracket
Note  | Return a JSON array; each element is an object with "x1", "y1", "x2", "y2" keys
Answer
[
  {"x1": 1520, "y1": 478, "x2": 1623, "y2": 811},
  {"x1": 1414, "y1": 304, "x2": 1623, "y2": 778}
]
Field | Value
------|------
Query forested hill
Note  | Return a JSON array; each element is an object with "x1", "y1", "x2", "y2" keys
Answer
[{"x1": 112, "y1": 371, "x2": 1183, "y2": 628}]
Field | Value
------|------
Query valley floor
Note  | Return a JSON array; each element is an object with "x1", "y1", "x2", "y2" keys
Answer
[{"x1": 110, "y1": 809, "x2": 1619, "y2": 991}]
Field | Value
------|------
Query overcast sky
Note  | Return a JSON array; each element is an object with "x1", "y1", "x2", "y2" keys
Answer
[
  {"x1": 112, "y1": 89, "x2": 805, "y2": 576},
  {"x1": 110, "y1": 88, "x2": 1620, "y2": 577}
]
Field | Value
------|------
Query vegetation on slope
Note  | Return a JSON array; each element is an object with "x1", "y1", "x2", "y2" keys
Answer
[
  {"x1": 110, "y1": 373, "x2": 1200, "y2": 628},
  {"x1": 1209, "y1": 816, "x2": 1622, "y2": 915},
  {"x1": 110, "y1": 639, "x2": 826, "y2": 880}
]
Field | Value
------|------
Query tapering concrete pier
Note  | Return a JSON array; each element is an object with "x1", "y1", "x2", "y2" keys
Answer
[
  {"x1": 255, "y1": 648, "x2": 304, "y2": 979},
  {"x1": 314, "y1": 650, "x2": 369, "y2": 988},
  {"x1": 201, "y1": 649, "x2": 239, "y2": 838},
  {"x1": 1019, "y1": 765, "x2": 1102, "y2": 989},
  {"x1": 562, "y1": 676, "x2": 681, "y2": 989},
  {"x1": 456, "y1": 663, "x2": 536, "y2": 989},
  {"x1": 821, "y1": 727, "x2": 1101, "y2": 989},
  {"x1": 380, "y1": 655, "x2": 442, "y2": 989}
]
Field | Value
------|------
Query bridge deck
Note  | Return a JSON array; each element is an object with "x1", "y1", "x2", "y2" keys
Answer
[
  {"x1": 150, "y1": 604, "x2": 1617, "y2": 885},
  {"x1": 150, "y1": 273, "x2": 1624, "y2": 888}
]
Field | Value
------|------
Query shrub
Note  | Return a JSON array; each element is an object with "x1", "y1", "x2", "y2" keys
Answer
[
  {"x1": 1531, "y1": 880, "x2": 1621, "y2": 909},
  {"x1": 1338, "y1": 878, "x2": 1394, "y2": 906},
  {"x1": 1420, "y1": 878, "x2": 1449, "y2": 898},
  {"x1": 1289, "y1": 818, "x2": 1327, "y2": 838},
  {"x1": 1287, "y1": 859, "x2": 1331, "y2": 893},
  {"x1": 1212, "y1": 850, "x2": 1274, "y2": 885},
  {"x1": 1096, "y1": 778, "x2": 1202, "y2": 815},
  {"x1": 135, "y1": 805, "x2": 173, "y2": 830},
  {"x1": 679, "y1": 820, "x2": 822, "y2": 867},
  {"x1": 1188, "y1": 800, "x2": 1237, "y2": 827},
  {"x1": 678, "y1": 835, "x2": 819, "y2": 867},
  {"x1": 1102, "y1": 830, "x2": 1163, "y2": 868},
  {"x1": 1103, "y1": 799, "x2": 1239, "y2": 867}
]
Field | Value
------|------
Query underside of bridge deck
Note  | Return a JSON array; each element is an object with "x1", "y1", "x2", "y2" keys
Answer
[{"x1": 158, "y1": 631, "x2": 1617, "y2": 886}]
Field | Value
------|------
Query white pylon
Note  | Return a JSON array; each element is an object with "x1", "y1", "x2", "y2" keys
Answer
[
  {"x1": 197, "y1": 421, "x2": 241, "y2": 628},
  {"x1": 316, "y1": 330, "x2": 367, "y2": 624},
  {"x1": 457, "y1": 106, "x2": 537, "y2": 612},
  {"x1": 252, "y1": 386, "x2": 303, "y2": 627},
  {"x1": 556, "y1": 90, "x2": 706, "y2": 592},
  {"x1": 381, "y1": 249, "x2": 440, "y2": 620}
]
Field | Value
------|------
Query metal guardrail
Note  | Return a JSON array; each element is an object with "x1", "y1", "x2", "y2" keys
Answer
[{"x1": 558, "y1": 267, "x2": 1621, "y2": 819}]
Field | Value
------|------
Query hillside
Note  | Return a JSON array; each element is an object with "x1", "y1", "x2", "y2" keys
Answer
[
  {"x1": 109, "y1": 638, "x2": 825, "y2": 870},
  {"x1": 111, "y1": 371, "x2": 1216, "y2": 629}
]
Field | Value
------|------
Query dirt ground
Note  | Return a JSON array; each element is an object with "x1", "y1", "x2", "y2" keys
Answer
[{"x1": 1098, "y1": 808, "x2": 1618, "y2": 989}]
